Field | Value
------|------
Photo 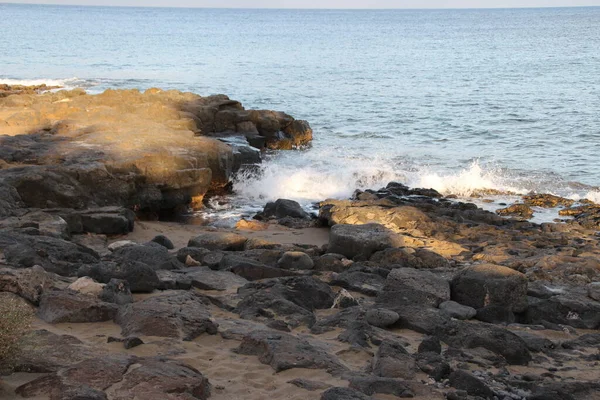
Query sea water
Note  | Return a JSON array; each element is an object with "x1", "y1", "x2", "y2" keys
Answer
[{"x1": 2, "y1": 4, "x2": 600, "y2": 218}]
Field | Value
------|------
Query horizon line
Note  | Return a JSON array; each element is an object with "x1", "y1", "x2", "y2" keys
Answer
[{"x1": 2, "y1": 2, "x2": 599, "y2": 10}]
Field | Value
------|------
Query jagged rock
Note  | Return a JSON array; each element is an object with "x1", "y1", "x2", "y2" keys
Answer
[
  {"x1": 115, "y1": 291, "x2": 217, "y2": 340},
  {"x1": 235, "y1": 276, "x2": 335, "y2": 328},
  {"x1": 314, "y1": 253, "x2": 351, "y2": 272},
  {"x1": 78, "y1": 261, "x2": 160, "y2": 292},
  {"x1": 496, "y1": 203, "x2": 535, "y2": 219},
  {"x1": 217, "y1": 252, "x2": 292, "y2": 278},
  {"x1": 370, "y1": 247, "x2": 450, "y2": 269},
  {"x1": 418, "y1": 336, "x2": 442, "y2": 354},
  {"x1": 37, "y1": 289, "x2": 118, "y2": 323},
  {"x1": 525, "y1": 294, "x2": 600, "y2": 329},
  {"x1": 524, "y1": 194, "x2": 575, "y2": 208},
  {"x1": 156, "y1": 269, "x2": 192, "y2": 290},
  {"x1": 176, "y1": 246, "x2": 212, "y2": 263},
  {"x1": 330, "y1": 265, "x2": 387, "y2": 296},
  {"x1": 372, "y1": 340, "x2": 417, "y2": 379},
  {"x1": 1, "y1": 89, "x2": 311, "y2": 213},
  {"x1": 188, "y1": 231, "x2": 247, "y2": 251},
  {"x1": 15, "y1": 355, "x2": 212, "y2": 400},
  {"x1": 435, "y1": 320, "x2": 532, "y2": 365},
  {"x1": 588, "y1": 282, "x2": 600, "y2": 301},
  {"x1": 439, "y1": 301, "x2": 477, "y2": 320},
  {"x1": 448, "y1": 370, "x2": 494, "y2": 399},
  {"x1": 185, "y1": 266, "x2": 249, "y2": 291},
  {"x1": 260, "y1": 199, "x2": 310, "y2": 220},
  {"x1": 475, "y1": 305, "x2": 515, "y2": 324},
  {"x1": 562, "y1": 333, "x2": 600, "y2": 349},
  {"x1": 394, "y1": 306, "x2": 451, "y2": 335},
  {"x1": 110, "y1": 243, "x2": 182, "y2": 270},
  {"x1": 348, "y1": 376, "x2": 415, "y2": 398},
  {"x1": 450, "y1": 264, "x2": 528, "y2": 313},
  {"x1": 123, "y1": 337, "x2": 144, "y2": 349},
  {"x1": 277, "y1": 251, "x2": 314, "y2": 270},
  {"x1": 151, "y1": 234, "x2": 175, "y2": 249},
  {"x1": 99, "y1": 279, "x2": 133, "y2": 305},
  {"x1": 0, "y1": 265, "x2": 65, "y2": 305},
  {"x1": 1, "y1": 232, "x2": 99, "y2": 276},
  {"x1": 10, "y1": 329, "x2": 103, "y2": 373},
  {"x1": 365, "y1": 308, "x2": 400, "y2": 328},
  {"x1": 288, "y1": 378, "x2": 332, "y2": 391},
  {"x1": 327, "y1": 223, "x2": 405, "y2": 259},
  {"x1": 321, "y1": 387, "x2": 371, "y2": 400},
  {"x1": 378, "y1": 268, "x2": 450, "y2": 307},
  {"x1": 235, "y1": 330, "x2": 345, "y2": 373}
]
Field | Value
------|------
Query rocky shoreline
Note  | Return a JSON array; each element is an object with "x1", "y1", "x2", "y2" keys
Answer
[{"x1": 1, "y1": 88, "x2": 600, "y2": 400}]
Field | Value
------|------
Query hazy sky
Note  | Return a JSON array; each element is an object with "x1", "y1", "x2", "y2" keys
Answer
[{"x1": 5, "y1": 0, "x2": 600, "y2": 8}]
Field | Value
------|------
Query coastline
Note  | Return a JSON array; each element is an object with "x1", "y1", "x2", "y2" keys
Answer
[{"x1": 1, "y1": 86, "x2": 600, "y2": 399}]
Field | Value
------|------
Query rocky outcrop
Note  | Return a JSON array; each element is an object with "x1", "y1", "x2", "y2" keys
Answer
[{"x1": 0, "y1": 88, "x2": 312, "y2": 214}]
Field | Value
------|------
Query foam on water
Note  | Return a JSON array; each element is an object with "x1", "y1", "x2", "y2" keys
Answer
[
  {"x1": 234, "y1": 152, "x2": 530, "y2": 208},
  {"x1": 0, "y1": 77, "x2": 81, "y2": 88}
]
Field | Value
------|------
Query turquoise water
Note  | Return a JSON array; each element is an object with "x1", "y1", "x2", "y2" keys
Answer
[{"x1": 2, "y1": 4, "x2": 600, "y2": 208}]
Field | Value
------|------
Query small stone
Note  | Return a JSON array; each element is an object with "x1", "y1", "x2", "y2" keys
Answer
[
  {"x1": 123, "y1": 337, "x2": 144, "y2": 349},
  {"x1": 366, "y1": 308, "x2": 400, "y2": 328},
  {"x1": 588, "y1": 282, "x2": 600, "y2": 301},
  {"x1": 68, "y1": 277, "x2": 105, "y2": 297},
  {"x1": 277, "y1": 251, "x2": 314, "y2": 270},
  {"x1": 418, "y1": 336, "x2": 442, "y2": 354},
  {"x1": 185, "y1": 255, "x2": 202, "y2": 266},
  {"x1": 108, "y1": 240, "x2": 137, "y2": 252},
  {"x1": 439, "y1": 301, "x2": 477, "y2": 320},
  {"x1": 150, "y1": 235, "x2": 174, "y2": 250}
]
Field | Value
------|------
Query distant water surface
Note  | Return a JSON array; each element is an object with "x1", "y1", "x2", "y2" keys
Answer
[{"x1": 2, "y1": 4, "x2": 600, "y2": 218}]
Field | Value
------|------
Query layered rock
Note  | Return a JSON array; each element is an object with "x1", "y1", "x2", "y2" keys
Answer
[{"x1": 0, "y1": 88, "x2": 312, "y2": 214}]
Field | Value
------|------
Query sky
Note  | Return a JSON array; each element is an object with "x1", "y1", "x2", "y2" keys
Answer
[{"x1": 4, "y1": 0, "x2": 600, "y2": 8}]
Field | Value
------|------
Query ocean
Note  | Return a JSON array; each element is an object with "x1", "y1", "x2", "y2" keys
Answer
[{"x1": 2, "y1": 3, "x2": 600, "y2": 220}]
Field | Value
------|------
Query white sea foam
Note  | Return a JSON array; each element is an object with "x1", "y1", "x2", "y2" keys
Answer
[
  {"x1": 409, "y1": 162, "x2": 527, "y2": 197},
  {"x1": 234, "y1": 154, "x2": 526, "y2": 207},
  {"x1": 0, "y1": 77, "x2": 80, "y2": 88}
]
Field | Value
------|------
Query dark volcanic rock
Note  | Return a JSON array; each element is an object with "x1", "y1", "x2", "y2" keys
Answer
[
  {"x1": 235, "y1": 276, "x2": 335, "y2": 328},
  {"x1": 99, "y1": 278, "x2": 133, "y2": 305},
  {"x1": 435, "y1": 320, "x2": 532, "y2": 365},
  {"x1": 37, "y1": 289, "x2": 119, "y2": 323},
  {"x1": 235, "y1": 330, "x2": 346, "y2": 374},
  {"x1": 150, "y1": 234, "x2": 175, "y2": 249},
  {"x1": 260, "y1": 198, "x2": 310, "y2": 220},
  {"x1": 320, "y1": 387, "x2": 371, "y2": 400},
  {"x1": 365, "y1": 308, "x2": 400, "y2": 328},
  {"x1": 450, "y1": 264, "x2": 528, "y2": 313},
  {"x1": 378, "y1": 267, "x2": 450, "y2": 308},
  {"x1": 525, "y1": 294, "x2": 600, "y2": 329},
  {"x1": 277, "y1": 251, "x2": 314, "y2": 270},
  {"x1": 185, "y1": 266, "x2": 249, "y2": 291},
  {"x1": 330, "y1": 265, "x2": 387, "y2": 296},
  {"x1": 439, "y1": 301, "x2": 476, "y2": 320},
  {"x1": 110, "y1": 243, "x2": 182, "y2": 270},
  {"x1": 15, "y1": 355, "x2": 212, "y2": 400},
  {"x1": 372, "y1": 340, "x2": 417, "y2": 379},
  {"x1": 349, "y1": 376, "x2": 415, "y2": 398},
  {"x1": 78, "y1": 260, "x2": 160, "y2": 292},
  {"x1": 448, "y1": 370, "x2": 494, "y2": 399},
  {"x1": 11, "y1": 329, "x2": 104, "y2": 373},
  {"x1": 115, "y1": 291, "x2": 218, "y2": 340},
  {"x1": 1, "y1": 232, "x2": 99, "y2": 276}
]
